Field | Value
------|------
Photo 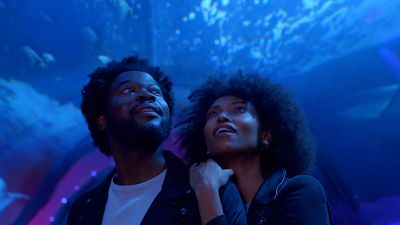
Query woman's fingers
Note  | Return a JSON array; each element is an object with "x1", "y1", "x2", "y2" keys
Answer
[
  {"x1": 205, "y1": 159, "x2": 218, "y2": 167},
  {"x1": 223, "y1": 168, "x2": 234, "y2": 177},
  {"x1": 190, "y1": 159, "x2": 235, "y2": 191}
]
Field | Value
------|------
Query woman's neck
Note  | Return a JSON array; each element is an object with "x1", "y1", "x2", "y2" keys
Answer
[{"x1": 218, "y1": 153, "x2": 264, "y2": 204}]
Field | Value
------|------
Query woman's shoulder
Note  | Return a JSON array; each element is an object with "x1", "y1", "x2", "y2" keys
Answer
[
  {"x1": 284, "y1": 174, "x2": 324, "y2": 188},
  {"x1": 250, "y1": 173, "x2": 332, "y2": 224},
  {"x1": 279, "y1": 174, "x2": 327, "y2": 202}
]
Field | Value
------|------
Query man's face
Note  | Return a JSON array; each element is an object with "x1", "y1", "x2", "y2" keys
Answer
[{"x1": 102, "y1": 70, "x2": 171, "y2": 151}]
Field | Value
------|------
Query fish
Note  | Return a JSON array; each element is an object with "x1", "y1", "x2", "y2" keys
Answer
[
  {"x1": 21, "y1": 46, "x2": 46, "y2": 68},
  {"x1": 20, "y1": 47, "x2": 55, "y2": 68},
  {"x1": 98, "y1": 55, "x2": 112, "y2": 65},
  {"x1": 40, "y1": 12, "x2": 53, "y2": 24},
  {"x1": 111, "y1": 0, "x2": 132, "y2": 20},
  {"x1": 42, "y1": 53, "x2": 56, "y2": 63},
  {"x1": 334, "y1": 84, "x2": 400, "y2": 120},
  {"x1": 82, "y1": 26, "x2": 99, "y2": 47}
]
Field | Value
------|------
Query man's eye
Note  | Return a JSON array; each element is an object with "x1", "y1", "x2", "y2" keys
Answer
[
  {"x1": 121, "y1": 87, "x2": 135, "y2": 94},
  {"x1": 149, "y1": 88, "x2": 161, "y2": 95}
]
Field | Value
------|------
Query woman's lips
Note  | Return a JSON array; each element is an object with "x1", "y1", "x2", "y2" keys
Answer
[{"x1": 213, "y1": 124, "x2": 237, "y2": 136}]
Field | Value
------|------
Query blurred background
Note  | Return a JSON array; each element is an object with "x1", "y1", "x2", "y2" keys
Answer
[{"x1": 0, "y1": 0, "x2": 399, "y2": 224}]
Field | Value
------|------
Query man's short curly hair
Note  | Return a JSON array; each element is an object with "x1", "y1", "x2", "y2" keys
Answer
[
  {"x1": 176, "y1": 72, "x2": 315, "y2": 176},
  {"x1": 81, "y1": 55, "x2": 174, "y2": 156}
]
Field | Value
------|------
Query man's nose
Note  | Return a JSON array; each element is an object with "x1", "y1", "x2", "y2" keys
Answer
[{"x1": 136, "y1": 89, "x2": 156, "y2": 102}]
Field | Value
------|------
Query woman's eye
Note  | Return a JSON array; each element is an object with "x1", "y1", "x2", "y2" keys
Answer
[
  {"x1": 121, "y1": 87, "x2": 135, "y2": 94},
  {"x1": 207, "y1": 111, "x2": 218, "y2": 119},
  {"x1": 235, "y1": 106, "x2": 247, "y2": 113}
]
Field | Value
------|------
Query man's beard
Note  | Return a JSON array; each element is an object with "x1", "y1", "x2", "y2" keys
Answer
[{"x1": 107, "y1": 117, "x2": 171, "y2": 153}]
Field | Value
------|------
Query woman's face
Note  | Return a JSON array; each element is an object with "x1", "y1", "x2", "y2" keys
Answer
[{"x1": 204, "y1": 95, "x2": 265, "y2": 157}]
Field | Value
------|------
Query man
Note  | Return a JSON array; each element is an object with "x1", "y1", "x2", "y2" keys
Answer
[{"x1": 67, "y1": 56, "x2": 244, "y2": 225}]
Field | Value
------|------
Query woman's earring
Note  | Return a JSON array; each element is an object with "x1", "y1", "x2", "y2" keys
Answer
[{"x1": 262, "y1": 139, "x2": 269, "y2": 149}]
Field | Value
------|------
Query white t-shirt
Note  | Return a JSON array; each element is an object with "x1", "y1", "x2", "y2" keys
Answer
[{"x1": 102, "y1": 170, "x2": 167, "y2": 225}]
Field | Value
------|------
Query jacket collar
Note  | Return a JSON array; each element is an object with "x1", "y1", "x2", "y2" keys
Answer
[
  {"x1": 252, "y1": 168, "x2": 287, "y2": 205},
  {"x1": 139, "y1": 151, "x2": 198, "y2": 225},
  {"x1": 101, "y1": 150, "x2": 192, "y2": 200},
  {"x1": 158, "y1": 150, "x2": 192, "y2": 199},
  {"x1": 80, "y1": 150, "x2": 192, "y2": 217}
]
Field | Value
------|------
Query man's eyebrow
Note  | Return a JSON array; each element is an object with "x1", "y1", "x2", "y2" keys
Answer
[
  {"x1": 112, "y1": 80, "x2": 160, "y2": 89},
  {"x1": 112, "y1": 80, "x2": 132, "y2": 89}
]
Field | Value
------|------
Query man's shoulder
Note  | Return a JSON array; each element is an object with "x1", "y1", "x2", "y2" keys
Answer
[
  {"x1": 162, "y1": 150, "x2": 191, "y2": 188},
  {"x1": 67, "y1": 170, "x2": 114, "y2": 224},
  {"x1": 164, "y1": 150, "x2": 190, "y2": 171},
  {"x1": 70, "y1": 185, "x2": 102, "y2": 207},
  {"x1": 69, "y1": 169, "x2": 114, "y2": 209}
]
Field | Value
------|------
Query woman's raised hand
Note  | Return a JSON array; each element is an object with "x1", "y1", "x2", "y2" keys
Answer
[
  {"x1": 189, "y1": 159, "x2": 234, "y2": 224},
  {"x1": 190, "y1": 159, "x2": 234, "y2": 192}
]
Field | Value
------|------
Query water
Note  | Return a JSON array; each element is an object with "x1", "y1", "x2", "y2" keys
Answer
[{"x1": 1, "y1": 0, "x2": 399, "y2": 224}]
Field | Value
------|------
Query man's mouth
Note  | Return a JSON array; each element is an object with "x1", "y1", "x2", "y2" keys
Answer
[
  {"x1": 132, "y1": 104, "x2": 159, "y2": 116},
  {"x1": 138, "y1": 107, "x2": 157, "y2": 113}
]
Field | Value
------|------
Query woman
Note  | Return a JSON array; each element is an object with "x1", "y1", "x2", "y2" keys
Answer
[{"x1": 177, "y1": 72, "x2": 332, "y2": 225}]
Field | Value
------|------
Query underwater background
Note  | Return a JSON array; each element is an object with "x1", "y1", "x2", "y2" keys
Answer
[{"x1": 1, "y1": 0, "x2": 400, "y2": 224}]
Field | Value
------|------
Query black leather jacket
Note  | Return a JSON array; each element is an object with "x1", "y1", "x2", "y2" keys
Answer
[{"x1": 67, "y1": 151, "x2": 246, "y2": 225}]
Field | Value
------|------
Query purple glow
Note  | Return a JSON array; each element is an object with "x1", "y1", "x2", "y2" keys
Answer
[
  {"x1": 90, "y1": 171, "x2": 97, "y2": 177},
  {"x1": 27, "y1": 151, "x2": 113, "y2": 225},
  {"x1": 60, "y1": 198, "x2": 67, "y2": 204}
]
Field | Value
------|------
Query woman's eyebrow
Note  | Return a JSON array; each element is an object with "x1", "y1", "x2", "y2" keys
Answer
[
  {"x1": 230, "y1": 100, "x2": 246, "y2": 105},
  {"x1": 208, "y1": 105, "x2": 221, "y2": 111}
]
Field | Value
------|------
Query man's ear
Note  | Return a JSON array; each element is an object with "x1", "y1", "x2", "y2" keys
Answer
[
  {"x1": 96, "y1": 115, "x2": 107, "y2": 130},
  {"x1": 260, "y1": 128, "x2": 272, "y2": 144}
]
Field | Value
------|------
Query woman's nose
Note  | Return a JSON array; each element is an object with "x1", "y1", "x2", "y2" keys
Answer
[{"x1": 217, "y1": 112, "x2": 232, "y2": 123}]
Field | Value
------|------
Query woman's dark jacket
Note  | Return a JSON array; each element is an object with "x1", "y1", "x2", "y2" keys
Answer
[{"x1": 246, "y1": 168, "x2": 333, "y2": 225}]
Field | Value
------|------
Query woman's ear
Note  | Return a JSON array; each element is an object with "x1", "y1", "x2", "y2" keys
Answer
[{"x1": 96, "y1": 115, "x2": 107, "y2": 130}]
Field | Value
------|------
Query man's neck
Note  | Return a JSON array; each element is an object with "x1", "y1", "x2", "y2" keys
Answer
[{"x1": 111, "y1": 145, "x2": 166, "y2": 185}]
